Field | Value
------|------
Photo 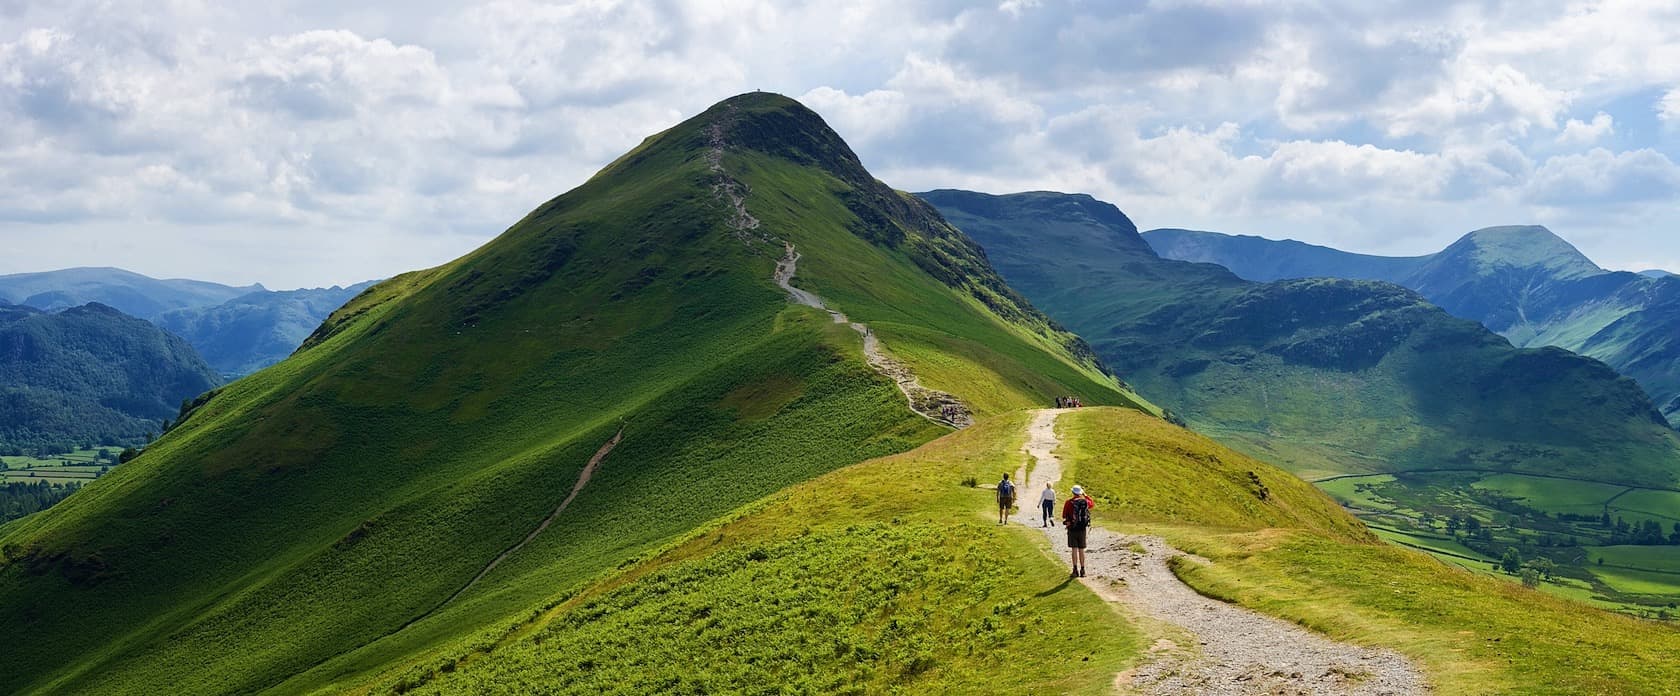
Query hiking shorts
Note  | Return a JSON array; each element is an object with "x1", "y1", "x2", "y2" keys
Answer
[
  {"x1": 1066, "y1": 525, "x2": 1088, "y2": 549},
  {"x1": 999, "y1": 496, "x2": 1015, "y2": 510}
]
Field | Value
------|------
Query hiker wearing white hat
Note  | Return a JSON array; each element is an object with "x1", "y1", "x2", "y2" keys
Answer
[{"x1": 1061, "y1": 485, "x2": 1095, "y2": 577}]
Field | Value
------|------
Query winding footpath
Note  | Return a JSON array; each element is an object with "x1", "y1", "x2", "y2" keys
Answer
[
  {"x1": 436, "y1": 429, "x2": 624, "y2": 611},
  {"x1": 774, "y1": 244, "x2": 972, "y2": 428},
  {"x1": 1012, "y1": 410, "x2": 1427, "y2": 695}
]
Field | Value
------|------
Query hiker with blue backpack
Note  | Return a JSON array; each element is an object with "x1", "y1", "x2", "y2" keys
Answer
[
  {"x1": 1063, "y1": 485, "x2": 1095, "y2": 577},
  {"x1": 997, "y1": 473, "x2": 1016, "y2": 524}
]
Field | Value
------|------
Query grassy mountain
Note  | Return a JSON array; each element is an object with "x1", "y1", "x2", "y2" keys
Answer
[
  {"x1": 155, "y1": 282, "x2": 378, "y2": 377},
  {"x1": 361, "y1": 408, "x2": 1680, "y2": 694},
  {"x1": 1146, "y1": 225, "x2": 1680, "y2": 426},
  {"x1": 0, "y1": 302, "x2": 222, "y2": 452},
  {"x1": 0, "y1": 93, "x2": 1145, "y2": 695},
  {"x1": 921, "y1": 190, "x2": 1680, "y2": 487},
  {"x1": 0, "y1": 267, "x2": 260, "y2": 319}
]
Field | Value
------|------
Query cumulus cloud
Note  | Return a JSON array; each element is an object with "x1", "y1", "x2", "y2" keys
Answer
[
  {"x1": 1527, "y1": 148, "x2": 1680, "y2": 205},
  {"x1": 1, "y1": 0, "x2": 1678, "y2": 285},
  {"x1": 1558, "y1": 112, "x2": 1614, "y2": 144}
]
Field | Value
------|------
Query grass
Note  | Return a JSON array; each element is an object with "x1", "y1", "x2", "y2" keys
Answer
[
  {"x1": 0, "y1": 94, "x2": 1141, "y2": 696},
  {"x1": 1054, "y1": 407, "x2": 1680, "y2": 695},
  {"x1": 1310, "y1": 469, "x2": 1680, "y2": 615},
  {"x1": 354, "y1": 413, "x2": 1141, "y2": 695},
  {"x1": 0, "y1": 447, "x2": 119, "y2": 485}
]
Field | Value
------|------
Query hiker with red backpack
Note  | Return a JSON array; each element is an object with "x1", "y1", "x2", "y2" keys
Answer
[
  {"x1": 997, "y1": 473, "x2": 1016, "y2": 524},
  {"x1": 1063, "y1": 485, "x2": 1095, "y2": 577}
]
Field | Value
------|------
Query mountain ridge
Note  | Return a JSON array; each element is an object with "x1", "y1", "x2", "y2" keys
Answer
[
  {"x1": 1145, "y1": 225, "x2": 1680, "y2": 426},
  {"x1": 0, "y1": 92, "x2": 1148, "y2": 695},
  {"x1": 925, "y1": 188, "x2": 1680, "y2": 487}
]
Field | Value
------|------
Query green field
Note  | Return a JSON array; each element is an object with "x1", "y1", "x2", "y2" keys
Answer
[
  {"x1": 1313, "y1": 470, "x2": 1680, "y2": 617},
  {"x1": 0, "y1": 447, "x2": 119, "y2": 485}
]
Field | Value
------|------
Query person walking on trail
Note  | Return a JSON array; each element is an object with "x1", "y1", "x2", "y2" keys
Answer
[
  {"x1": 1063, "y1": 485, "x2": 1095, "y2": 577},
  {"x1": 1039, "y1": 483, "x2": 1057, "y2": 527},
  {"x1": 997, "y1": 473, "x2": 1016, "y2": 524}
]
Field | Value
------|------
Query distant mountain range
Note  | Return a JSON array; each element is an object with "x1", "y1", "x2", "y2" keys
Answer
[
  {"x1": 0, "y1": 302, "x2": 222, "y2": 451},
  {"x1": 923, "y1": 190, "x2": 1680, "y2": 486},
  {"x1": 0, "y1": 268, "x2": 375, "y2": 378},
  {"x1": 1146, "y1": 226, "x2": 1680, "y2": 427}
]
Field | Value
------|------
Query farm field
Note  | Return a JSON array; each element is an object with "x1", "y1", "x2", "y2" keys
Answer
[
  {"x1": 1316, "y1": 470, "x2": 1680, "y2": 619},
  {"x1": 0, "y1": 447, "x2": 120, "y2": 484}
]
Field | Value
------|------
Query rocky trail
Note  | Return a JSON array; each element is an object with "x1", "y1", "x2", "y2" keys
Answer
[
  {"x1": 1012, "y1": 410, "x2": 1427, "y2": 695},
  {"x1": 774, "y1": 244, "x2": 972, "y2": 428}
]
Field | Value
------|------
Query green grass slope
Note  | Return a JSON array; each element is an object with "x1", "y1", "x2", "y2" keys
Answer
[
  {"x1": 1056, "y1": 408, "x2": 1680, "y2": 695},
  {"x1": 345, "y1": 407, "x2": 1678, "y2": 694},
  {"x1": 923, "y1": 189, "x2": 1680, "y2": 487},
  {"x1": 0, "y1": 94, "x2": 1143, "y2": 695},
  {"x1": 342, "y1": 406, "x2": 1367, "y2": 695}
]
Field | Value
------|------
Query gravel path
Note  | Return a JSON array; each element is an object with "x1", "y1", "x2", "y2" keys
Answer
[
  {"x1": 1012, "y1": 410, "x2": 1428, "y2": 695},
  {"x1": 773, "y1": 243, "x2": 972, "y2": 428}
]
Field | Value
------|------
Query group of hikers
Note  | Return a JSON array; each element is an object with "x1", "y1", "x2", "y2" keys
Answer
[
  {"x1": 938, "y1": 403, "x2": 962, "y2": 421},
  {"x1": 994, "y1": 473, "x2": 1095, "y2": 578},
  {"x1": 1054, "y1": 396, "x2": 1084, "y2": 408}
]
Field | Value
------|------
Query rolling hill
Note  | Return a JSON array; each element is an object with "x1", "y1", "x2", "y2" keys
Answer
[
  {"x1": 1147, "y1": 226, "x2": 1680, "y2": 426},
  {"x1": 0, "y1": 93, "x2": 1148, "y2": 695},
  {"x1": 920, "y1": 190, "x2": 1680, "y2": 487},
  {"x1": 0, "y1": 302, "x2": 222, "y2": 452}
]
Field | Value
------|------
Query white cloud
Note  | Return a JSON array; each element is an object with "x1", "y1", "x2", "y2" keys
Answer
[
  {"x1": 1527, "y1": 148, "x2": 1680, "y2": 205},
  {"x1": 1660, "y1": 88, "x2": 1680, "y2": 122},
  {"x1": 1, "y1": 0, "x2": 1679, "y2": 285},
  {"x1": 1558, "y1": 112, "x2": 1614, "y2": 144}
]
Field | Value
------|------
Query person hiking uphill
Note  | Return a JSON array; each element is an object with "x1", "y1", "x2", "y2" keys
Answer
[
  {"x1": 1039, "y1": 483, "x2": 1056, "y2": 527},
  {"x1": 997, "y1": 473, "x2": 1016, "y2": 525},
  {"x1": 1063, "y1": 485, "x2": 1095, "y2": 577}
]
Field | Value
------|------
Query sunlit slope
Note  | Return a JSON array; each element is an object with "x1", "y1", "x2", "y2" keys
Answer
[
  {"x1": 0, "y1": 93, "x2": 1141, "y2": 696},
  {"x1": 925, "y1": 189, "x2": 1680, "y2": 486},
  {"x1": 1056, "y1": 409, "x2": 1680, "y2": 695},
  {"x1": 349, "y1": 408, "x2": 1366, "y2": 695}
]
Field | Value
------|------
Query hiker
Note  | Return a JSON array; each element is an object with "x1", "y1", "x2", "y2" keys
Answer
[
  {"x1": 1039, "y1": 483, "x2": 1056, "y2": 527},
  {"x1": 997, "y1": 473, "x2": 1016, "y2": 524},
  {"x1": 1063, "y1": 485, "x2": 1095, "y2": 577}
]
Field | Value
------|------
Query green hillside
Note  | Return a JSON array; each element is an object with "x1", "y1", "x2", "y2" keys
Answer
[
  {"x1": 0, "y1": 302, "x2": 222, "y2": 452},
  {"x1": 0, "y1": 94, "x2": 1145, "y2": 695},
  {"x1": 923, "y1": 189, "x2": 1680, "y2": 488},
  {"x1": 344, "y1": 408, "x2": 1680, "y2": 694},
  {"x1": 1146, "y1": 224, "x2": 1680, "y2": 427}
]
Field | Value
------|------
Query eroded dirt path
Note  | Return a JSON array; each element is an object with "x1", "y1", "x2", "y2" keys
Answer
[
  {"x1": 774, "y1": 243, "x2": 972, "y2": 428},
  {"x1": 1013, "y1": 410, "x2": 1427, "y2": 695},
  {"x1": 438, "y1": 429, "x2": 624, "y2": 609}
]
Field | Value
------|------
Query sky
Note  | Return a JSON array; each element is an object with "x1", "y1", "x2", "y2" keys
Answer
[{"x1": 3, "y1": 0, "x2": 1680, "y2": 289}]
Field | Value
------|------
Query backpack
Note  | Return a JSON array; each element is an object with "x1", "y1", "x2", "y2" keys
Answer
[
  {"x1": 1070, "y1": 497, "x2": 1090, "y2": 528},
  {"x1": 998, "y1": 480, "x2": 1015, "y2": 499}
]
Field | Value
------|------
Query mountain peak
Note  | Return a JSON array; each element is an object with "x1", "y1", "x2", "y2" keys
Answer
[{"x1": 1446, "y1": 225, "x2": 1604, "y2": 280}]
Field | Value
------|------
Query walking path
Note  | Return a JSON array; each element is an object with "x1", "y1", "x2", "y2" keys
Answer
[
  {"x1": 437, "y1": 429, "x2": 624, "y2": 610},
  {"x1": 1013, "y1": 410, "x2": 1427, "y2": 695},
  {"x1": 774, "y1": 243, "x2": 972, "y2": 428}
]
